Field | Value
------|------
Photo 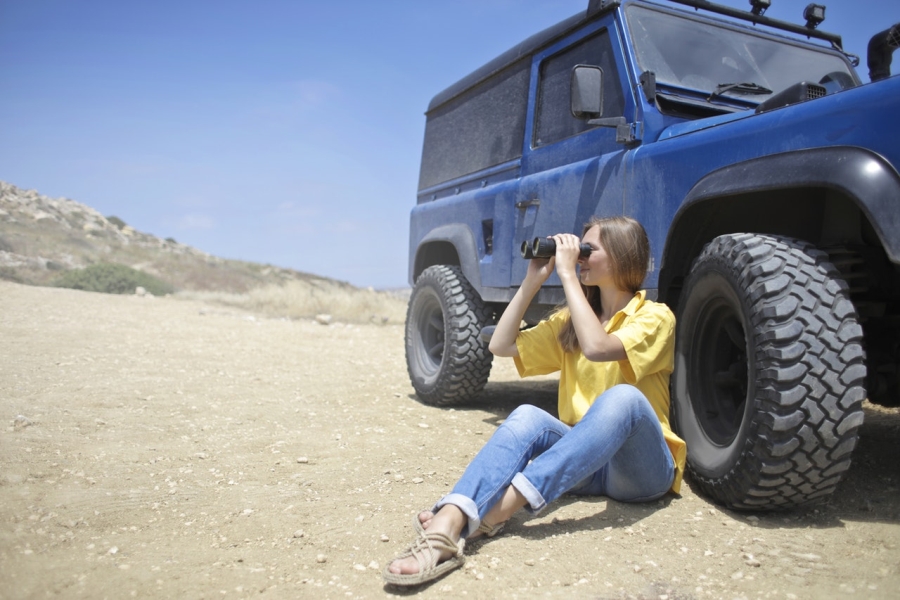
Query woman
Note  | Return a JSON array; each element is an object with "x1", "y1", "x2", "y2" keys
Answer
[{"x1": 383, "y1": 216, "x2": 686, "y2": 587}]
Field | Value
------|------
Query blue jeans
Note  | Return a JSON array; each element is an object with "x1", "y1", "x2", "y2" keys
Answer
[{"x1": 434, "y1": 384, "x2": 675, "y2": 538}]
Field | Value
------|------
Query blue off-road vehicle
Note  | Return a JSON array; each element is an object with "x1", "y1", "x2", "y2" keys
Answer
[{"x1": 404, "y1": 0, "x2": 900, "y2": 510}]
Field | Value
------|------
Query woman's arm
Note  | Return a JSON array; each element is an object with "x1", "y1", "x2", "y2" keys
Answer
[
  {"x1": 553, "y1": 234, "x2": 627, "y2": 363},
  {"x1": 488, "y1": 257, "x2": 554, "y2": 358}
]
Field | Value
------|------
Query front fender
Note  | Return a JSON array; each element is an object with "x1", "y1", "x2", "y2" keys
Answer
[
  {"x1": 660, "y1": 146, "x2": 900, "y2": 297},
  {"x1": 411, "y1": 224, "x2": 482, "y2": 291}
]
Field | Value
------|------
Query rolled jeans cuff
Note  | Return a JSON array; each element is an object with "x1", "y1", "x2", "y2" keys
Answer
[
  {"x1": 511, "y1": 472, "x2": 548, "y2": 515},
  {"x1": 432, "y1": 493, "x2": 481, "y2": 539}
]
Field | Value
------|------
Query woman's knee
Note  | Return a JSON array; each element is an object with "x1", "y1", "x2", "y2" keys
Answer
[
  {"x1": 506, "y1": 404, "x2": 551, "y2": 425},
  {"x1": 502, "y1": 405, "x2": 559, "y2": 436},
  {"x1": 585, "y1": 385, "x2": 650, "y2": 421}
]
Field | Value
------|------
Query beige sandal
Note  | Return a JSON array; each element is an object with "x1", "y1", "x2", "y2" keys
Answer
[
  {"x1": 382, "y1": 530, "x2": 465, "y2": 587},
  {"x1": 468, "y1": 519, "x2": 506, "y2": 542},
  {"x1": 414, "y1": 510, "x2": 505, "y2": 541},
  {"x1": 474, "y1": 520, "x2": 506, "y2": 538}
]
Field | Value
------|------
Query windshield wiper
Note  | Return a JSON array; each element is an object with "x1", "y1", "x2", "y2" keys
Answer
[{"x1": 707, "y1": 82, "x2": 773, "y2": 102}]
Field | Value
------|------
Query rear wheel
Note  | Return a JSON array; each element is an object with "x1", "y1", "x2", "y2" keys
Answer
[
  {"x1": 673, "y1": 233, "x2": 866, "y2": 509},
  {"x1": 405, "y1": 265, "x2": 493, "y2": 406}
]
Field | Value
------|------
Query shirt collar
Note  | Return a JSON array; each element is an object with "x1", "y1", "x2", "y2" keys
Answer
[
  {"x1": 620, "y1": 290, "x2": 646, "y2": 316},
  {"x1": 606, "y1": 290, "x2": 646, "y2": 331}
]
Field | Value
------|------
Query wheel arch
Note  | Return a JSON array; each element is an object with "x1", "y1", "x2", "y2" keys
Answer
[
  {"x1": 658, "y1": 147, "x2": 900, "y2": 306},
  {"x1": 411, "y1": 224, "x2": 483, "y2": 291}
]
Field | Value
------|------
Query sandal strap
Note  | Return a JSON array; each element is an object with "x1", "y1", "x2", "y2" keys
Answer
[
  {"x1": 394, "y1": 531, "x2": 464, "y2": 573},
  {"x1": 383, "y1": 530, "x2": 465, "y2": 586},
  {"x1": 476, "y1": 520, "x2": 505, "y2": 538}
]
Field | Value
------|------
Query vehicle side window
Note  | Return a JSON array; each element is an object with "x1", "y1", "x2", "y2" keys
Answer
[
  {"x1": 418, "y1": 58, "x2": 531, "y2": 191},
  {"x1": 534, "y1": 30, "x2": 624, "y2": 147}
]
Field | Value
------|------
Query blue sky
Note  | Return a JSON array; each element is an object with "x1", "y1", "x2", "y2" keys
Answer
[{"x1": 1, "y1": 0, "x2": 896, "y2": 289}]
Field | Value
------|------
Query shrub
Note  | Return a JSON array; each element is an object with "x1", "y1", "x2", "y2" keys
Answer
[
  {"x1": 106, "y1": 215, "x2": 127, "y2": 229},
  {"x1": 53, "y1": 263, "x2": 174, "y2": 296},
  {"x1": 0, "y1": 266, "x2": 24, "y2": 283}
]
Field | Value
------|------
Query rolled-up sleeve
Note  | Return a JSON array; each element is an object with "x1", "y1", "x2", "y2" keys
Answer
[{"x1": 513, "y1": 314, "x2": 565, "y2": 377}]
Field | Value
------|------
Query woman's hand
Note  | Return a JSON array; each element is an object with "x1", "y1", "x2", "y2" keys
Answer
[
  {"x1": 524, "y1": 254, "x2": 555, "y2": 285},
  {"x1": 551, "y1": 233, "x2": 582, "y2": 281}
]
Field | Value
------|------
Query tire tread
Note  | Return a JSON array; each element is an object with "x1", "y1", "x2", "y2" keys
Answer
[{"x1": 678, "y1": 234, "x2": 866, "y2": 510}]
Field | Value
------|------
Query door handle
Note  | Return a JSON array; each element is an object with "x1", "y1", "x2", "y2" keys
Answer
[{"x1": 515, "y1": 199, "x2": 541, "y2": 210}]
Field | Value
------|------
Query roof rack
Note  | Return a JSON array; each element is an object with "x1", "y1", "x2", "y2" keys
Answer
[{"x1": 667, "y1": 0, "x2": 843, "y2": 49}]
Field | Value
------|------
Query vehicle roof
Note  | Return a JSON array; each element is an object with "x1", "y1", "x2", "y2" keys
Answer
[
  {"x1": 425, "y1": 0, "x2": 848, "y2": 114},
  {"x1": 426, "y1": 9, "x2": 591, "y2": 113}
]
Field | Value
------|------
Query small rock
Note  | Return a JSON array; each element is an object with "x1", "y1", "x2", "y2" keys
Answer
[
  {"x1": 13, "y1": 415, "x2": 32, "y2": 430},
  {"x1": 297, "y1": 457, "x2": 309, "y2": 464},
  {"x1": 293, "y1": 530, "x2": 305, "y2": 538},
  {"x1": 412, "y1": 477, "x2": 424, "y2": 484},
  {"x1": 418, "y1": 423, "x2": 429, "y2": 429},
  {"x1": 524, "y1": 559, "x2": 535, "y2": 566},
  {"x1": 134, "y1": 286, "x2": 147, "y2": 296},
  {"x1": 633, "y1": 565, "x2": 643, "y2": 573},
  {"x1": 353, "y1": 563, "x2": 366, "y2": 572},
  {"x1": 315, "y1": 314, "x2": 332, "y2": 325},
  {"x1": 108, "y1": 546, "x2": 118, "y2": 555},
  {"x1": 791, "y1": 552, "x2": 821, "y2": 562},
  {"x1": 368, "y1": 560, "x2": 379, "y2": 570},
  {"x1": 380, "y1": 534, "x2": 390, "y2": 542},
  {"x1": 316, "y1": 554, "x2": 327, "y2": 563}
]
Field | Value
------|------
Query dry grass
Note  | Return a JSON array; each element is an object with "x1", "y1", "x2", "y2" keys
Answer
[{"x1": 176, "y1": 279, "x2": 409, "y2": 324}]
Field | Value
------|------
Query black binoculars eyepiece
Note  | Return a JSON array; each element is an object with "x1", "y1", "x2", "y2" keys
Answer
[{"x1": 520, "y1": 237, "x2": 592, "y2": 259}]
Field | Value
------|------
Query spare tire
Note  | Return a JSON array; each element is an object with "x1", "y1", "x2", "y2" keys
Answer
[
  {"x1": 405, "y1": 265, "x2": 493, "y2": 406},
  {"x1": 673, "y1": 233, "x2": 866, "y2": 509}
]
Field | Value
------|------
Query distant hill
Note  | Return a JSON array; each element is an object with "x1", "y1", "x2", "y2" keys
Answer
[
  {"x1": 0, "y1": 180, "x2": 346, "y2": 293},
  {"x1": 0, "y1": 181, "x2": 407, "y2": 323}
]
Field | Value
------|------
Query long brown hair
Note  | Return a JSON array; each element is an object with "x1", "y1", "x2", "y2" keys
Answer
[{"x1": 556, "y1": 216, "x2": 650, "y2": 352}]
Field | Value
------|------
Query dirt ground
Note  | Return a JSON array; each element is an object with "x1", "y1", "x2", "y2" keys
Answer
[{"x1": 2, "y1": 280, "x2": 899, "y2": 600}]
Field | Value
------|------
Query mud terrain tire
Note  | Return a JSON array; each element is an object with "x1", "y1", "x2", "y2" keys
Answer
[
  {"x1": 405, "y1": 265, "x2": 493, "y2": 405},
  {"x1": 673, "y1": 233, "x2": 867, "y2": 509}
]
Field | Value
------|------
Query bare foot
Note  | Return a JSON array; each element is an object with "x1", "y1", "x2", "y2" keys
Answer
[{"x1": 417, "y1": 510, "x2": 434, "y2": 531}]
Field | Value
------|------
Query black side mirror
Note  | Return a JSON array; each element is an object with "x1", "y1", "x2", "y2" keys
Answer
[{"x1": 571, "y1": 65, "x2": 604, "y2": 118}]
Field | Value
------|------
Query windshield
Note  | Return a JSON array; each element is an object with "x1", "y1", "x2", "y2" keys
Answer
[{"x1": 625, "y1": 4, "x2": 858, "y2": 104}]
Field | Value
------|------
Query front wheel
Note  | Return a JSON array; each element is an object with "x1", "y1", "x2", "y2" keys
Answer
[
  {"x1": 673, "y1": 234, "x2": 866, "y2": 510},
  {"x1": 405, "y1": 265, "x2": 493, "y2": 406}
]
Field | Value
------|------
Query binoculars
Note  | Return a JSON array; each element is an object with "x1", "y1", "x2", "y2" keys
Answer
[{"x1": 520, "y1": 237, "x2": 593, "y2": 259}]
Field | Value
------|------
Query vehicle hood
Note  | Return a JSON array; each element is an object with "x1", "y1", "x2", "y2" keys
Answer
[{"x1": 657, "y1": 109, "x2": 754, "y2": 141}]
